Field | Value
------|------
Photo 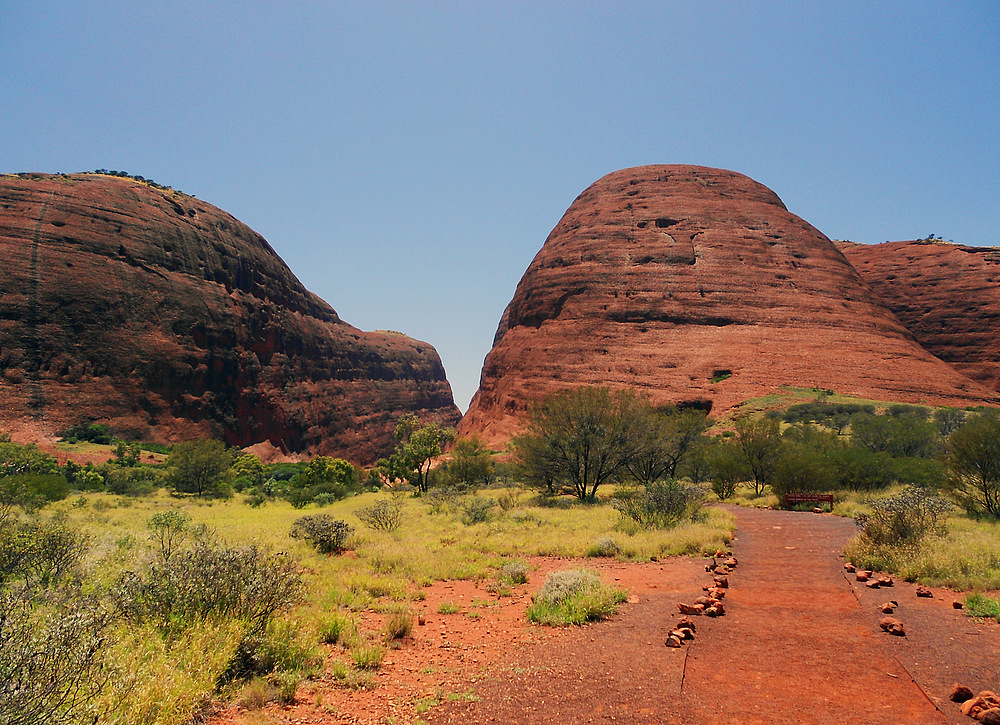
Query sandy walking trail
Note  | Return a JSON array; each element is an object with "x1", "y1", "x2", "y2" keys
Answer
[{"x1": 433, "y1": 506, "x2": 997, "y2": 724}]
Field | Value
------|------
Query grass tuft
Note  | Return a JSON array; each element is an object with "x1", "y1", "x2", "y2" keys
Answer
[
  {"x1": 526, "y1": 569, "x2": 628, "y2": 626},
  {"x1": 965, "y1": 593, "x2": 1000, "y2": 622}
]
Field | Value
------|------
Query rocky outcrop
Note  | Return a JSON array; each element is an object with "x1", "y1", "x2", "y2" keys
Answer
[
  {"x1": 839, "y1": 240, "x2": 1000, "y2": 394},
  {"x1": 0, "y1": 173, "x2": 460, "y2": 462},
  {"x1": 459, "y1": 165, "x2": 997, "y2": 446}
]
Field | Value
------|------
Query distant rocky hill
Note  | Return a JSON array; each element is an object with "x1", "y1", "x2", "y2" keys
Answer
[
  {"x1": 0, "y1": 172, "x2": 460, "y2": 462},
  {"x1": 459, "y1": 165, "x2": 997, "y2": 446},
  {"x1": 839, "y1": 239, "x2": 1000, "y2": 395}
]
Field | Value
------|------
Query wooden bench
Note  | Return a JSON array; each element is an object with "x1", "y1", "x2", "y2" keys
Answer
[{"x1": 785, "y1": 493, "x2": 834, "y2": 511}]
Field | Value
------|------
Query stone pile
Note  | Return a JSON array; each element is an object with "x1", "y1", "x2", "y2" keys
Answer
[{"x1": 667, "y1": 550, "x2": 735, "y2": 647}]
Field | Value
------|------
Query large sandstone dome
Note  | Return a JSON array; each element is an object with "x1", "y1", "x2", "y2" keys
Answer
[
  {"x1": 840, "y1": 239, "x2": 1000, "y2": 394},
  {"x1": 0, "y1": 172, "x2": 460, "y2": 462},
  {"x1": 459, "y1": 165, "x2": 997, "y2": 446}
]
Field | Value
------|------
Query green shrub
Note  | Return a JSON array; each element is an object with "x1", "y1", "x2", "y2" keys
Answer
[
  {"x1": 586, "y1": 537, "x2": 621, "y2": 557},
  {"x1": 0, "y1": 590, "x2": 115, "y2": 725},
  {"x1": 526, "y1": 569, "x2": 627, "y2": 626},
  {"x1": 221, "y1": 618, "x2": 319, "y2": 684},
  {"x1": 116, "y1": 541, "x2": 303, "y2": 635},
  {"x1": 286, "y1": 457, "x2": 359, "y2": 508},
  {"x1": 319, "y1": 611, "x2": 356, "y2": 645},
  {"x1": 612, "y1": 479, "x2": 703, "y2": 528},
  {"x1": 355, "y1": 498, "x2": 403, "y2": 532},
  {"x1": 289, "y1": 515, "x2": 353, "y2": 554},
  {"x1": 104, "y1": 466, "x2": 160, "y2": 496},
  {"x1": 58, "y1": 422, "x2": 113, "y2": 445},
  {"x1": 855, "y1": 487, "x2": 950, "y2": 546},
  {"x1": 459, "y1": 496, "x2": 496, "y2": 525},
  {"x1": 0, "y1": 518, "x2": 89, "y2": 587},
  {"x1": 146, "y1": 510, "x2": 191, "y2": 563},
  {"x1": 499, "y1": 560, "x2": 530, "y2": 585}
]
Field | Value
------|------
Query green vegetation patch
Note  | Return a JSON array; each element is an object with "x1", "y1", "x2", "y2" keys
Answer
[
  {"x1": 526, "y1": 569, "x2": 628, "y2": 626},
  {"x1": 964, "y1": 593, "x2": 1000, "y2": 622}
]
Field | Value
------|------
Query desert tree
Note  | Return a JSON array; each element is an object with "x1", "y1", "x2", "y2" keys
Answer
[
  {"x1": 626, "y1": 406, "x2": 711, "y2": 486},
  {"x1": 376, "y1": 414, "x2": 455, "y2": 493},
  {"x1": 944, "y1": 412, "x2": 1000, "y2": 516},
  {"x1": 167, "y1": 439, "x2": 233, "y2": 497},
  {"x1": 512, "y1": 386, "x2": 646, "y2": 501}
]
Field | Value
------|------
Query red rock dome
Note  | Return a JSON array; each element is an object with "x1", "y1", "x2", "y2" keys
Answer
[
  {"x1": 459, "y1": 165, "x2": 996, "y2": 446},
  {"x1": 0, "y1": 172, "x2": 460, "y2": 461}
]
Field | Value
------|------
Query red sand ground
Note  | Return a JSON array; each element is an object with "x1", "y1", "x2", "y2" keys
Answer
[{"x1": 209, "y1": 506, "x2": 999, "y2": 725}]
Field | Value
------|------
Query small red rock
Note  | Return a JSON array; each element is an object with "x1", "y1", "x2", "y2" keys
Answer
[
  {"x1": 678, "y1": 602, "x2": 705, "y2": 615},
  {"x1": 856, "y1": 571, "x2": 870, "y2": 582},
  {"x1": 665, "y1": 635, "x2": 683, "y2": 648},
  {"x1": 878, "y1": 602, "x2": 896, "y2": 614},
  {"x1": 866, "y1": 579, "x2": 882, "y2": 589},
  {"x1": 915, "y1": 585, "x2": 933, "y2": 598},
  {"x1": 948, "y1": 683, "x2": 974, "y2": 703},
  {"x1": 704, "y1": 603, "x2": 725, "y2": 617},
  {"x1": 676, "y1": 617, "x2": 697, "y2": 633},
  {"x1": 713, "y1": 576, "x2": 729, "y2": 588},
  {"x1": 844, "y1": 563, "x2": 857, "y2": 573},
  {"x1": 953, "y1": 600, "x2": 964, "y2": 609},
  {"x1": 879, "y1": 616, "x2": 906, "y2": 636}
]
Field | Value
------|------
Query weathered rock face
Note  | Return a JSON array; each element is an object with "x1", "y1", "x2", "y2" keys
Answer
[
  {"x1": 0, "y1": 173, "x2": 460, "y2": 462},
  {"x1": 839, "y1": 239, "x2": 1000, "y2": 395},
  {"x1": 459, "y1": 165, "x2": 996, "y2": 446}
]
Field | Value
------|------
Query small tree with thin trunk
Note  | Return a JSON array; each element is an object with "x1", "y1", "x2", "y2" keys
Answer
[
  {"x1": 512, "y1": 387, "x2": 646, "y2": 501},
  {"x1": 732, "y1": 416, "x2": 783, "y2": 497},
  {"x1": 376, "y1": 415, "x2": 455, "y2": 493}
]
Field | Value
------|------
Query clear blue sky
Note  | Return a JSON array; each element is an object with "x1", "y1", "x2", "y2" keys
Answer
[{"x1": 2, "y1": 2, "x2": 998, "y2": 412}]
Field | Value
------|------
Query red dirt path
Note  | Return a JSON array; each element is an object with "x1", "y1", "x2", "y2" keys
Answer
[{"x1": 211, "y1": 507, "x2": 999, "y2": 724}]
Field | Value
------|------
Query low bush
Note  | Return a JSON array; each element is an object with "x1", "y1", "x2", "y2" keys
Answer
[
  {"x1": 586, "y1": 537, "x2": 621, "y2": 557},
  {"x1": 526, "y1": 569, "x2": 627, "y2": 626},
  {"x1": 355, "y1": 499, "x2": 403, "y2": 532},
  {"x1": 289, "y1": 515, "x2": 353, "y2": 554},
  {"x1": 612, "y1": 479, "x2": 703, "y2": 529},
  {"x1": 116, "y1": 541, "x2": 304, "y2": 635},
  {"x1": 854, "y1": 487, "x2": 950, "y2": 546},
  {"x1": 146, "y1": 510, "x2": 191, "y2": 563},
  {"x1": 319, "y1": 611, "x2": 356, "y2": 645},
  {"x1": 459, "y1": 496, "x2": 496, "y2": 525},
  {"x1": 0, "y1": 518, "x2": 89, "y2": 587},
  {"x1": 0, "y1": 590, "x2": 115, "y2": 725},
  {"x1": 220, "y1": 617, "x2": 319, "y2": 684},
  {"x1": 499, "y1": 560, "x2": 529, "y2": 585},
  {"x1": 58, "y1": 422, "x2": 114, "y2": 445}
]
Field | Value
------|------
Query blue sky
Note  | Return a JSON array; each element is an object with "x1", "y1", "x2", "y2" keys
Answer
[{"x1": 2, "y1": 2, "x2": 998, "y2": 411}]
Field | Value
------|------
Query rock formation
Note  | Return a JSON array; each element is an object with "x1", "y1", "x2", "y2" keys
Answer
[
  {"x1": 459, "y1": 165, "x2": 997, "y2": 446},
  {"x1": 0, "y1": 172, "x2": 460, "y2": 462},
  {"x1": 839, "y1": 240, "x2": 1000, "y2": 394}
]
